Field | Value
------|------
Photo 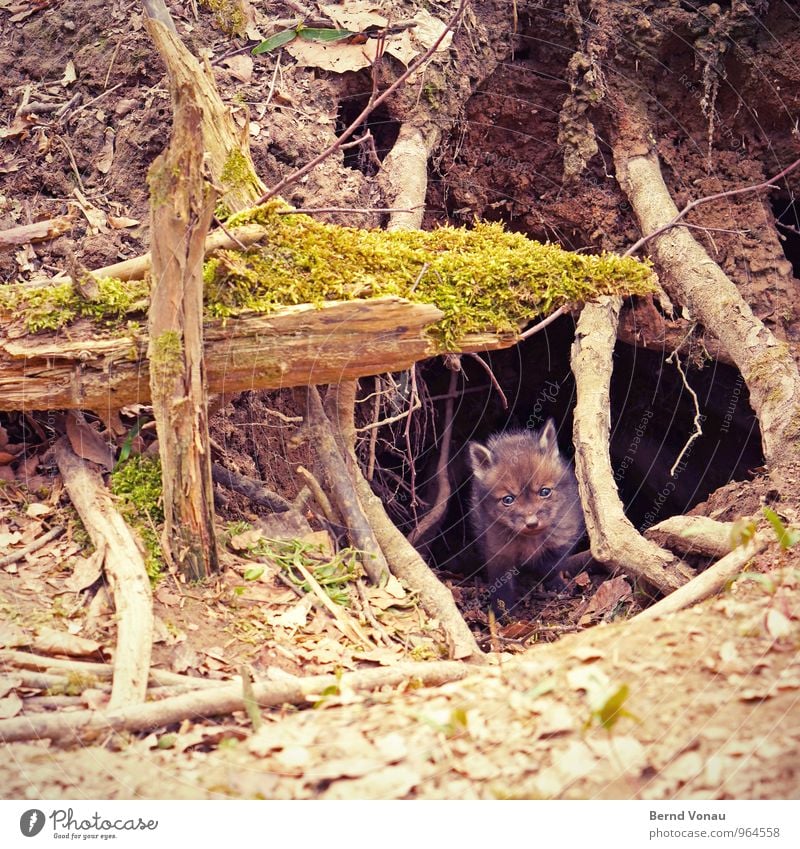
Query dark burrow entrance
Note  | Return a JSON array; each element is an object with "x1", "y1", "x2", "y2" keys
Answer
[{"x1": 368, "y1": 313, "x2": 764, "y2": 631}]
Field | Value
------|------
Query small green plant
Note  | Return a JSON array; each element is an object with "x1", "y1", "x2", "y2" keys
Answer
[
  {"x1": 110, "y1": 455, "x2": 165, "y2": 580},
  {"x1": 762, "y1": 506, "x2": 800, "y2": 550},
  {"x1": 585, "y1": 683, "x2": 638, "y2": 732},
  {"x1": 228, "y1": 523, "x2": 362, "y2": 605},
  {"x1": 730, "y1": 516, "x2": 757, "y2": 548}
]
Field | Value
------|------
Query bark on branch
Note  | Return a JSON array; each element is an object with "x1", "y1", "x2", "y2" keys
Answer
[{"x1": 52, "y1": 438, "x2": 153, "y2": 708}]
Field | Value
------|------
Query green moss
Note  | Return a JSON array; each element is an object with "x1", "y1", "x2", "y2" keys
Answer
[
  {"x1": 211, "y1": 201, "x2": 656, "y2": 348},
  {"x1": 201, "y1": 0, "x2": 246, "y2": 36},
  {"x1": 150, "y1": 330, "x2": 184, "y2": 386},
  {"x1": 3, "y1": 201, "x2": 655, "y2": 343},
  {"x1": 0, "y1": 276, "x2": 147, "y2": 333},
  {"x1": 221, "y1": 148, "x2": 257, "y2": 195},
  {"x1": 110, "y1": 455, "x2": 164, "y2": 581}
]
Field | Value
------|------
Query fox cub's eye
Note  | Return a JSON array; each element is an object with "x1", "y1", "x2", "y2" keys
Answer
[
  {"x1": 539, "y1": 487, "x2": 552, "y2": 498},
  {"x1": 501, "y1": 495, "x2": 515, "y2": 506}
]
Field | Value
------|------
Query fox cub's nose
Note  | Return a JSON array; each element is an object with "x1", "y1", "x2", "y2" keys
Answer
[{"x1": 525, "y1": 516, "x2": 540, "y2": 529}]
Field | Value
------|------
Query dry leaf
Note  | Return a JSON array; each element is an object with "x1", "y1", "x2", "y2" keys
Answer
[
  {"x1": 108, "y1": 215, "x2": 140, "y2": 229},
  {"x1": 0, "y1": 676, "x2": 23, "y2": 698},
  {"x1": 0, "y1": 694, "x2": 23, "y2": 719},
  {"x1": 221, "y1": 54, "x2": 254, "y2": 83},
  {"x1": 63, "y1": 551, "x2": 104, "y2": 593},
  {"x1": 32, "y1": 627, "x2": 102, "y2": 658},
  {"x1": 61, "y1": 59, "x2": 77, "y2": 86},
  {"x1": 579, "y1": 576, "x2": 632, "y2": 624},
  {"x1": 66, "y1": 414, "x2": 115, "y2": 471},
  {"x1": 321, "y1": 765, "x2": 419, "y2": 800},
  {"x1": 96, "y1": 127, "x2": 115, "y2": 174},
  {"x1": 268, "y1": 595, "x2": 314, "y2": 628},
  {"x1": 71, "y1": 189, "x2": 109, "y2": 233},
  {"x1": 0, "y1": 622, "x2": 28, "y2": 649},
  {"x1": 25, "y1": 502, "x2": 52, "y2": 518},
  {"x1": 765, "y1": 608, "x2": 793, "y2": 640}
]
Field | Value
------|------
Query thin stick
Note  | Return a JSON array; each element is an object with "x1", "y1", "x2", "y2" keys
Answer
[
  {"x1": 257, "y1": 0, "x2": 467, "y2": 203},
  {"x1": 0, "y1": 526, "x2": 64, "y2": 568},
  {"x1": 666, "y1": 349, "x2": 703, "y2": 477},
  {"x1": 468, "y1": 353, "x2": 508, "y2": 410},
  {"x1": 624, "y1": 156, "x2": 800, "y2": 258},
  {"x1": 518, "y1": 305, "x2": 567, "y2": 340},
  {"x1": 276, "y1": 205, "x2": 424, "y2": 215}
]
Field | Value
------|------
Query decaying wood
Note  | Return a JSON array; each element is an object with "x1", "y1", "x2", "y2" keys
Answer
[
  {"x1": 612, "y1": 88, "x2": 800, "y2": 476},
  {"x1": 143, "y1": 11, "x2": 265, "y2": 213},
  {"x1": 645, "y1": 515, "x2": 734, "y2": 559},
  {"x1": 636, "y1": 533, "x2": 769, "y2": 622},
  {"x1": 51, "y1": 439, "x2": 153, "y2": 708},
  {"x1": 0, "y1": 297, "x2": 525, "y2": 412},
  {"x1": 571, "y1": 298, "x2": 686, "y2": 595},
  {"x1": 0, "y1": 214, "x2": 75, "y2": 251},
  {"x1": 0, "y1": 660, "x2": 470, "y2": 743},
  {"x1": 148, "y1": 83, "x2": 218, "y2": 580},
  {"x1": 296, "y1": 385, "x2": 389, "y2": 586},
  {"x1": 322, "y1": 380, "x2": 484, "y2": 662},
  {"x1": 0, "y1": 525, "x2": 64, "y2": 568}
]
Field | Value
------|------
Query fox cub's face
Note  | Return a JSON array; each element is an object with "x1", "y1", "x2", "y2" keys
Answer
[{"x1": 468, "y1": 420, "x2": 580, "y2": 541}]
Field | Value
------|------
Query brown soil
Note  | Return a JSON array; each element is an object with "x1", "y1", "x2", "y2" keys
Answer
[{"x1": 1, "y1": 0, "x2": 799, "y2": 801}]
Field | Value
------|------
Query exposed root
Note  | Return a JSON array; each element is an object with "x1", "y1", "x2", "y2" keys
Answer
[
  {"x1": 0, "y1": 661, "x2": 470, "y2": 743},
  {"x1": 37, "y1": 439, "x2": 153, "y2": 708},
  {"x1": 645, "y1": 515, "x2": 734, "y2": 559},
  {"x1": 570, "y1": 298, "x2": 687, "y2": 594}
]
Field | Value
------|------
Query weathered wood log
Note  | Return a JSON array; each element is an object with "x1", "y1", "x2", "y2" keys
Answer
[{"x1": 0, "y1": 296, "x2": 519, "y2": 411}]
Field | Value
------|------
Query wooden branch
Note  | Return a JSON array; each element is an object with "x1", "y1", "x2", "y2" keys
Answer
[
  {"x1": 636, "y1": 534, "x2": 768, "y2": 621},
  {"x1": 0, "y1": 649, "x2": 226, "y2": 689},
  {"x1": 52, "y1": 438, "x2": 153, "y2": 708},
  {"x1": 212, "y1": 463, "x2": 293, "y2": 512},
  {"x1": 0, "y1": 297, "x2": 526, "y2": 412},
  {"x1": 143, "y1": 13, "x2": 265, "y2": 213},
  {"x1": 324, "y1": 380, "x2": 484, "y2": 662},
  {"x1": 299, "y1": 385, "x2": 389, "y2": 585},
  {"x1": 0, "y1": 660, "x2": 470, "y2": 743},
  {"x1": 645, "y1": 515, "x2": 734, "y2": 559},
  {"x1": 571, "y1": 298, "x2": 686, "y2": 594},
  {"x1": 0, "y1": 525, "x2": 64, "y2": 568},
  {"x1": 0, "y1": 214, "x2": 75, "y2": 252}
]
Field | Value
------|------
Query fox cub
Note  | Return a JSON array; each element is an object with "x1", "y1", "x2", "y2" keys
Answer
[{"x1": 468, "y1": 419, "x2": 585, "y2": 613}]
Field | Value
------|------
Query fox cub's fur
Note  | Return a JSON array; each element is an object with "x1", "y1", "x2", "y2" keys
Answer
[{"x1": 468, "y1": 419, "x2": 585, "y2": 613}]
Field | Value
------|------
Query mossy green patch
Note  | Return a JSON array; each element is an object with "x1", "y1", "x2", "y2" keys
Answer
[
  {"x1": 110, "y1": 455, "x2": 164, "y2": 581},
  {"x1": 3, "y1": 201, "x2": 655, "y2": 343},
  {"x1": 211, "y1": 201, "x2": 656, "y2": 348},
  {"x1": 0, "y1": 277, "x2": 147, "y2": 333}
]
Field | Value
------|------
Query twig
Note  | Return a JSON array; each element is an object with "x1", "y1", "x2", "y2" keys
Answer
[
  {"x1": 0, "y1": 525, "x2": 65, "y2": 569},
  {"x1": 366, "y1": 376, "x2": 381, "y2": 481},
  {"x1": 404, "y1": 366, "x2": 420, "y2": 512},
  {"x1": 518, "y1": 305, "x2": 568, "y2": 340},
  {"x1": 355, "y1": 393, "x2": 422, "y2": 432},
  {"x1": 104, "y1": 38, "x2": 124, "y2": 89},
  {"x1": 624, "y1": 156, "x2": 800, "y2": 258},
  {"x1": 276, "y1": 205, "x2": 424, "y2": 216},
  {"x1": 665, "y1": 348, "x2": 703, "y2": 476},
  {"x1": 467, "y1": 353, "x2": 507, "y2": 410},
  {"x1": 211, "y1": 463, "x2": 293, "y2": 512},
  {"x1": 257, "y1": 0, "x2": 467, "y2": 203},
  {"x1": 57, "y1": 83, "x2": 123, "y2": 125},
  {"x1": 0, "y1": 661, "x2": 470, "y2": 743},
  {"x1": 295, "y1": 465, "x2": 338, "y2": 526},
  {"x1": 408, "y1": 365, "x2": 459, "y2": 546},
  {"x1": 355, "y1": 580, "x2": 394, "y2": 647}
]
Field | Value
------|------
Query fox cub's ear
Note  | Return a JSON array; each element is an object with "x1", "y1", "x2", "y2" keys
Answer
[
  {"x1": 468, "y1": 442, "x2": 494, "y2": 478},
  {"x1": 538, "y1": 418, "x2": 559, "y2": 455}
]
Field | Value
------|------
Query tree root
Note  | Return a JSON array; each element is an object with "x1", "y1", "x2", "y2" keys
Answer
[
  {"x1": 52, "y1": 439, "x2": 153, "y2": 708},
  {"x1": 325, "y1": 380, "x2": 485, "y2": 663},
  {"x1": 571, "y1": 298, "x2": 687, "y2": 594},
  {"x1": 636, "y1": 534, "x2": 768, "y2": 621},
  {"x1": 0, "y1": 660, "x2": 470, "y2": 743},
  {"x1": 645, "y1": 515, "x2": 734, "y2": 559},
  {"x1": 612, "y1": 88, "x2": 800, "y2": 480}
]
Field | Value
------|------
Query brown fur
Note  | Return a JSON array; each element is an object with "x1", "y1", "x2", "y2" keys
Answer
[{"x1": 467, "y1": 420, "x2": 585, "y2": 613}]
